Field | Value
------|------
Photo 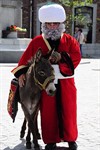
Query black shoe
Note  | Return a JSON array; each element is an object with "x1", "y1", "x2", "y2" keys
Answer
[
  {"x1": 68, "y1": 142, "x2": 78, "y2": 150},
  {"x1": 45, "y1": 143, "x2": 56, "y2": 150}
]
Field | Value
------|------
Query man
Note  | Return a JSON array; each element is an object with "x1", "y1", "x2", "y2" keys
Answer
[
  {"x1": 12, "y1": 3, "x2": 81, "y2": 150},
  {"x1": 77, "y1": 28, "x2": 85, "y2": 56},
  {"x1": 74, "y1": 26, "x2": 79, "y2": 41}
]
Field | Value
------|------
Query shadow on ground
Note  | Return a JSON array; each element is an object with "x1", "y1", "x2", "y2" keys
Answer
[
  {"x1": 3, "y1": 138, "x2": 69, "y2": 150},
  {"x1": 43, "y1": 147, "x2": 69, "y2": 150},
  {"x1": 4, "y1": 144, "x2": 69, "y2": 150}
]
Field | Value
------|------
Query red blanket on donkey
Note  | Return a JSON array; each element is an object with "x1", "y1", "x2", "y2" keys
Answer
[{"x1": 7, "y1": 78, "x2": 19, "y2": 122}]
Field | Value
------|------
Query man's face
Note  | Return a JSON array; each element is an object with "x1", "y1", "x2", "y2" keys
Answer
[
  {"x1": 45, "y1": 22, "x2": 60, "y2": 30},
  {"x1": 75, "y1": 27, "x2": 79, "y2": 32}
]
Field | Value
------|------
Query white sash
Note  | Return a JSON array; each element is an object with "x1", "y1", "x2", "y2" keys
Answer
[{"x1": 52, "y1": 65, "x2": 74, "y2": 84}]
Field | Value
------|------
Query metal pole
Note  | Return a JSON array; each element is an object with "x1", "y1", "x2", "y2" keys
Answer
[
  {"x1": 31, "y1": 0, "x2": 34, "y2": 38},
  {"x1": 30, "y1": 0, "x2": 32, "y2": 38}
]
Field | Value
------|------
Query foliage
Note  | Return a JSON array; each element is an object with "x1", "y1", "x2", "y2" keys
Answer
[{"x1": 59, "y1": 0, "x2": 93, "y2": 7}]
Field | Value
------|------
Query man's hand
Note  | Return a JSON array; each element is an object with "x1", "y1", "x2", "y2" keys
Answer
[
  {"x1": 18, "y1": 74, "x2": 26, "y2": 87},
  {"x1": 49, "y1": 51, "x2": 61, "y2": 63}
]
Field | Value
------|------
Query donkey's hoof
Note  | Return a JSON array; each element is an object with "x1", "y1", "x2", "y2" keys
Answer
[
  {"x1": 26, "y1": 142, "x2": 32, "y2": 149},
  {"x1": 34, "y1": 147, "x2": 40, "y2": 150},
  {"x1": 34, "y1": 144, "x2": 40, "y2": 150}
]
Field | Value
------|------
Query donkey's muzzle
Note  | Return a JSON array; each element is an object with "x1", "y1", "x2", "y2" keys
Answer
[
  {"x1": 48, "y1": 89, "x2": 56, "y2": 96},
  {"x1": 46, "y1": 82, "x2": 56, "y2": 96}
]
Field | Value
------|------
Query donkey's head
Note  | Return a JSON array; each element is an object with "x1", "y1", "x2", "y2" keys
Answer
[{"x1": 29, "y1": 49, "x2": 56, "y2": 96}]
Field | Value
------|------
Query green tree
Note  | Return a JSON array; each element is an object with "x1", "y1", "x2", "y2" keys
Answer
[{"x1": 59, "y1": 0, "x2": 93, "y2": 34}]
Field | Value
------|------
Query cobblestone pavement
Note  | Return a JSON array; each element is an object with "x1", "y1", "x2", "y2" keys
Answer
[{"x1": 0, "y1": 58, "x2": 100, "y2": 150}]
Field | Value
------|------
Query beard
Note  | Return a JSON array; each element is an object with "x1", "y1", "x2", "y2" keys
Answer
[{"x1": 41, "y1": 23, "x2": 66, "y2": 40}]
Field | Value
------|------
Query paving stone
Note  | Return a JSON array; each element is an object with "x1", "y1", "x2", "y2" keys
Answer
[{"x1": 0, "y1": 58, "x2": 100, "y2": 150}]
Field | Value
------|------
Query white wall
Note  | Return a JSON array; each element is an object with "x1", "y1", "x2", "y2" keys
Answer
[{"x1": 0, "y1": 0, "x2": 22, "y2": 38}]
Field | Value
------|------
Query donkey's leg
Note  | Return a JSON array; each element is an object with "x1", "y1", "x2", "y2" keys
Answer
[
  {"x1": 26, "y1": 128, "x2": 32, "y2": 149},
  {"x1": 28, "y1": 117, "x2": 40, "y2": 150},
  {"x1": 35, "y1": 113, "x2": 41, "y2": 139},
  {"x1": 31, "y1": 107, "x2": 41, "y2": 149},
  {"x1": 21, "y1": 104, "x2": 40, "y2": 150},
  {"x1": 20, "y1": 117, "x2": 27, "y2": 138},
  {"x1": 33, "y1": 116, "x2": 40, "y2": 148}
]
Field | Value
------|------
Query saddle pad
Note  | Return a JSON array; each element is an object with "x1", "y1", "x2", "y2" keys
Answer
[{"x1": 7, "y1": 78, "x2": 19, "y2": 122}]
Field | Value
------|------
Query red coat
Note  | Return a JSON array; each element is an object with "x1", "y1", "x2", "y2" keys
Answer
[{"x1": 12, "y1": 33, "x2": 81, "y2": 143}]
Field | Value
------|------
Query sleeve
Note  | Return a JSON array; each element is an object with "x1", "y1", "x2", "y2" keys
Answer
[
  {"x1": 69, "y1": 36, "x2": 81, "y2": 68},
  {"x1": 59, "y1": 35, "x2": 81, "y2": 76}
]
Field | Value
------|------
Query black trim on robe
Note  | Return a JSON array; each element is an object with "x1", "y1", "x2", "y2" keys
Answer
[
  {"x1": 14, "y1": 67, "x2": 28, "y2": 78},
  {"x1": 60, "y1": 51, "x2": 74, "y2": 76},
  {"x1": 56, "y1": 81, "x2": 64, "y2": 139}
]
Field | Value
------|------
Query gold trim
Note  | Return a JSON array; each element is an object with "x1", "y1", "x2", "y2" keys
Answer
[
  {"x1": 11, "y1": 65, "x2": 27, "y2": 74},
  {"x1": 42, "y1": 34, "x2": 52, "y2": 52}
]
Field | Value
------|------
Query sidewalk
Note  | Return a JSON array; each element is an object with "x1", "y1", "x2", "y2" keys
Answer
[{"x1": 0, "y1": 58, "x2": 100, "y2": 150}]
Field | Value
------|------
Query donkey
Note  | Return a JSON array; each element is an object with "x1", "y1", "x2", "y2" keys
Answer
[{"x1": 19, "y1": 50, "x2": 56, "y2": 149}]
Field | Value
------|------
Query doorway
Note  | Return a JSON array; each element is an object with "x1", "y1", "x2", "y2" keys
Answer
[{"x1": 74, "y1": 6, "x2": 93, "y2": 43}]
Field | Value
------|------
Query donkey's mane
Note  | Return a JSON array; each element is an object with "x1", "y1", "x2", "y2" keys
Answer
[
  {"x1": 27, "y1": 56, "x2": 48, "y2": 68},
  {"x1": 27, "y1": 57, "x2": 35, "y2": 67}
]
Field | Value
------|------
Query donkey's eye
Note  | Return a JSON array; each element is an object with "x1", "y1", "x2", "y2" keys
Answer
[{"x1": 38, "y1": 71, "x2": 45, "y2": 76}]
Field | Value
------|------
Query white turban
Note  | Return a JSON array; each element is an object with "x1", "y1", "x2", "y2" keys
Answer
[{"x1": 38, "y1": 4, "x2": 66, "y2": 23}]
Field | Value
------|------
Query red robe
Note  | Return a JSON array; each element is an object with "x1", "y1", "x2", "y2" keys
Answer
[{"x1": 12, "y1": 33, "x2": 81, "y2": 143}]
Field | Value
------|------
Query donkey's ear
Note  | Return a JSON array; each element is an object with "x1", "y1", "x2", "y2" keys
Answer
[{"x1": 35, "y1": 48, "x2": 42, "y2": 62}]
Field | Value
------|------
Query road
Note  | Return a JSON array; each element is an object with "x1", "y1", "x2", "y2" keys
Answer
[{"x1": 0, "y1": 58, "x2": 100, "y2": 150}]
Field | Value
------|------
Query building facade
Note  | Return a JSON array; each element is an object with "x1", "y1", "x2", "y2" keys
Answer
[
  {"x1": 0, "y1": 0, "x2": 100, "y2": 61},
  {"x1": 0, "y1": 0, "x2": 99, "y2": 43},
  {"x1": 0, "y1": 0, "x2": 22, "y2": 37},
  {"x1": 22, "y1": 0, "x2": 100, "y2": 43}
]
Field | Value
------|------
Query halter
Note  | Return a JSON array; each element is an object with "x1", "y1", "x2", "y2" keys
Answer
[
  {"x1": 28, "y1": 60, "x2": 55, "y2": 90},
  {"x1": 33, "y1": 69, "x2": 55, "y2": 90}
]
